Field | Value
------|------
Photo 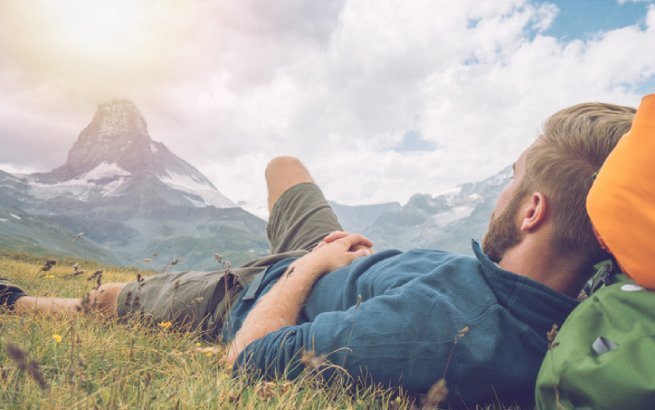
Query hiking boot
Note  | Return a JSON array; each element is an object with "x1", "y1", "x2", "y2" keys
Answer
[{"x1": 0, "y1": 278, "x2": 26, "y2": 308}]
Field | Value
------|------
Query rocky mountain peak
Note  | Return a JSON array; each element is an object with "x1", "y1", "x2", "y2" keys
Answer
[
  {"x1": 54, "y1": 99, "x2": 154, "y2": 179},
  {"x1": 28, "y1": 99, "x2": 234, "y2": 208},
  {"x1": 93, "y1": 99, "x2": 149, "y2": 141}
]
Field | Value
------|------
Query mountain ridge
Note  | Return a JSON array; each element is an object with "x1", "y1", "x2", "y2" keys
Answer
[
  {"x1": 29, "y1": 99, "x2": 233, "y2": 209},
  {"x1": 333, "y1": 166, "x2": 511, "y2": 255}
]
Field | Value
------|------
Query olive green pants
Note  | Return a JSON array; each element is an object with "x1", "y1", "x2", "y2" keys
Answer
[{"x1": 116, "y1": 182, "x2": 342, "y2": 338}]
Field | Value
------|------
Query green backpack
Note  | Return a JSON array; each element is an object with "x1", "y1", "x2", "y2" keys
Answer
[{"x1": 535, "y1": 261, "x2": 655, "y2": 409}]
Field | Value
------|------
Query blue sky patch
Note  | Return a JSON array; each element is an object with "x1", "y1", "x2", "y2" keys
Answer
[
  {"x1": 394, "y1": 130, "x2": 438, "y2": 153},
  {"x1": 637, "y1": 74, "x2": 655, "y2": 94},
  {"x1": 542, "y1": 0, "x2": 654, "y2": 41}
]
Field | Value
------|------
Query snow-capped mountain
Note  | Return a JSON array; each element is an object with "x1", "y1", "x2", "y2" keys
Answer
[
  {"x1": 332, "y1": 166, "x2": 512, "y2": 255},
  {"x1": 0, "y1": 100, "x2": 267, "y2": 270},
  {"x1": 29, "y1": 99, "x2": 233, "y2": 209}
]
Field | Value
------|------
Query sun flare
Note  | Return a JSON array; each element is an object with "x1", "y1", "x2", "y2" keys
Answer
[
  {"x1": 1, "y1": 0, "x2": 200, "y2": 97},
  {"x1": 56, "y1": 2, "x2": 141, "y2": 59},
  {"x1": 40, "y1": 0, "x2": 157, "y2": 63}
]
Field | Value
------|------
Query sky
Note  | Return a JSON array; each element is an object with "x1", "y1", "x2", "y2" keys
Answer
[{"x1": 0, "y1": 0, "x2": 654, "y2": 213}]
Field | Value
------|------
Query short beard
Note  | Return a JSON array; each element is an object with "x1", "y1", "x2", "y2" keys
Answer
[{"x1": 482, "y1": 191, "x2": 524, "y2": 263}]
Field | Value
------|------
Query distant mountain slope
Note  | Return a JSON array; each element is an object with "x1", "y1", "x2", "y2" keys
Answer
[
  {"x1": 333, "y1": 167, "x2": 511, "y2": 255},
  {"x1": 0, "y1": 100, "x2": 267, "y2": 270},
  {"x1": 0, "y1": 204, "x2": 123, "y2": 265},
  {"x1": 328, "y1": 201, "x2": 401, "y2": 233}
]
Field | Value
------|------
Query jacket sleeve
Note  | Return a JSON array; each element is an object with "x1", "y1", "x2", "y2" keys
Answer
[{"x1": 233, "y1": 285, "x2": 459, "y2": 393}]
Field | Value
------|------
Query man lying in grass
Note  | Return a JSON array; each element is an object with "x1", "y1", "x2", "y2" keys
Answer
[{"x1": 0, "y1": 102, "x2": 635, "y2": 407}]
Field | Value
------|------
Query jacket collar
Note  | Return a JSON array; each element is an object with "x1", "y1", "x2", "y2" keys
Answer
[{"x1": 471, "y1": 240, "x2": 578, "y2": 336}]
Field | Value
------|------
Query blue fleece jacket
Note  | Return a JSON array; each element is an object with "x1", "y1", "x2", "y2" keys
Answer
[{"x1": 223, "y1": 241, "x2": 577, "y2": 406}]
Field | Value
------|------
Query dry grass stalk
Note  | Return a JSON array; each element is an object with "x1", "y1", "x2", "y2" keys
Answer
[
  {"x1": 6, "y1": 343, "x2": 48, "y2": 390},
  {"x1": 423, "y1": 325, "x2": 470, "y2": 409},
  {"x1": 38, "y1": 259, "x2": 57, "y2": 275},
  {"x1": 87, "y1": 270, "x2": 103, "y2": 290},
  {"x1": 162, "y1": 258, "x2": 180, "y2": 273},
  {"x1": 423, "y1": 378, "x2": 448, "y2": 409},
  {"x1": 301, "y1": 349, "x2": 328, "y2": 371}
]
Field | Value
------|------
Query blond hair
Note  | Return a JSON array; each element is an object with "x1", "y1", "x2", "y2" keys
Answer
[{"x1": 521, "y1": 103, "x2": 636, "y2": 269}]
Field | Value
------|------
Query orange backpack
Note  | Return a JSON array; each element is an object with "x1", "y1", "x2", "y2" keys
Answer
[{"x1": 586, "y1": 93, "x2": 655, "y2": 289}]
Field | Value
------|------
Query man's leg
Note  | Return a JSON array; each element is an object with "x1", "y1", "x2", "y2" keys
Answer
[
  {"x1": 14, "y1": 283, "x2": 126, "y2": 316},
  {"x1": 9, "y1": 156, "x2": 335, "y2": 323},
  {"x1": 5, "y1": 158, "x2": 309, "y2": 319},
  {"x1": 264, "y1": 156, "x2": 343, "y2": 254},
  {"x1": 265, "y1": 156, "x2": 315, "y2": 214}
]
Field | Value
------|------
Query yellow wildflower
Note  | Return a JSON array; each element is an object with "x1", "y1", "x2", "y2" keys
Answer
[
  {"x1": 44, "y1": 274, "x2": 55, "y2": 279},
  {"x1": 195, "y1": 342, "x2": 202, "y2": 347},
  {"x1": 216, "y1": 373, "x2": 229, "y2": 387},
  {"x1": 52, "y1": 334, "x2": 63, "y2": 343},
  {"x1": 158, "y1": 321, "x2": 172, "y2": 329}
]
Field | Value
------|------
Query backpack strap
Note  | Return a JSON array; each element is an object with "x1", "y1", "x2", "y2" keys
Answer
[{"x1": 584, "y1": 259, "x2": 620, "y2": 296}]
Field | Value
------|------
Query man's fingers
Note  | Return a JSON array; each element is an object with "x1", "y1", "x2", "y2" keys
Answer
[
  {"x1": 322, "y1": 231, "x2": 350, "y2": 243},
  {"x1": 336, "y1": 233, "x2": 373, "y2": 249},
  {"x1": 353, "y1": 248, "x2": 372, "y2": 258},
  {"x1": 312, "y1": 231, "x2": 354, "y2": 253},
  {"x1": 322, "y1": 231, "x2": 373, "y2": 249},
  {"x1": 352, "y1": 244, "x2": 376, "y2": 255},
  {"x1": 350, "y1": 233, "x2": 373, "y2": 248}
]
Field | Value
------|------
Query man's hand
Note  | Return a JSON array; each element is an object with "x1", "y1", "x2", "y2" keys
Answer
[
  {"x1": 314, "y1": 230, "x2": 376, "y2": 255},
  {"x1": 305, "y1": 232, "x2": 373, "y2": 274}
]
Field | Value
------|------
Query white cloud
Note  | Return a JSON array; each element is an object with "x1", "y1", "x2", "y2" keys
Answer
[
  {"x1": 618, "y1": 0, "x2": 653, "y2": 5},
  {"x1": 0, "y1": 0, "x2": 653, "y2": 211}
]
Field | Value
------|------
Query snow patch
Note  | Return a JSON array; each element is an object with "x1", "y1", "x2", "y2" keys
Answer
[
  {"x1": 160, "y1": 170, "x2": 233, "y2": 208},
  {"x1": 432, "y1": 205, "x2": 474, "y2": 227},
  {"x1": 183, "y1": 195, "x2": 206, "y2": 207},
  {"x1": 9, "y1": 213, "x2": 21, "y2": 220},
  {"x1": 101, "y1": 178, "x2": 127, "y2": 197},
  {"x1": 436, "y1": 187, "x2": 462, "y2": 205},
  {"x1": 81, "y1": 162, "x2": 130, "y2": 181},
  {"x1": 0, "y1": 217, "x2": 8, "y2": 222},
  {"x1": 28, "y1": 162, "x2": 129, "y2": 201},
  {"x1": 486, "y1": 167, "x2": 513, "y2": 186},
  {"x1": 29, "y1": 178, "x2": 95, "y2": 201}
]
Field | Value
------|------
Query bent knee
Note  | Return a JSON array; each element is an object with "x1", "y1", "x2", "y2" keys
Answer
[
  {"x1": 265, "y1": 156, "x2": 305, "y2": 180},
  {"x1": 265, "y1": 156, "x2": 314, "y2": 211}
]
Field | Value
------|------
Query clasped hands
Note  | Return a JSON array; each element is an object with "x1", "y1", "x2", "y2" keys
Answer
[{"x1": 301, "y1": 231, "x2": 374, "y2": 275}]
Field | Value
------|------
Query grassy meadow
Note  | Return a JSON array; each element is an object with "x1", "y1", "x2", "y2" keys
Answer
[{"x1": 0, "y1": 251, "x2": 521, "y2": 409}]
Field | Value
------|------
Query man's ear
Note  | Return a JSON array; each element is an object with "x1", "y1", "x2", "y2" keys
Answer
[{"x1": 520, "y1": 192, "x2": 548, "y2": 232}]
